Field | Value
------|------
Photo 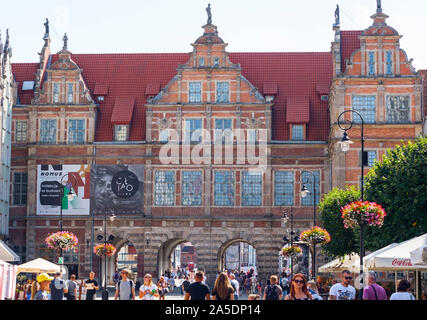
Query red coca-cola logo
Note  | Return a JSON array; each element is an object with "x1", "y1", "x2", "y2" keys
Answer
[{"x1": 392, "y1": 259, "x2": 412, "y2": 266}]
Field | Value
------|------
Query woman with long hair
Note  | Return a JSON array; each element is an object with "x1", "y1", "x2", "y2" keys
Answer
[
  {"x1": 139, "y1": 274, "x2": 159, "y2": 300},
  {"x1": 285, "y1": 273, "x2": 313, "y2": 300},
  {"x1": 157, "y1": 276, "x2": 168, "y2": 301},
  {"x1": 211, "y1": 272, "x2": 235, "y2": 300}
]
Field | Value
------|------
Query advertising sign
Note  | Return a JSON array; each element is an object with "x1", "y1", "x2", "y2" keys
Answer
[
  {"x1": 90, "y1": 165, "x2": 144, "y2": 215},
  {"x1": 37, "y1": 165, "x2": 91, "y2": 215}
]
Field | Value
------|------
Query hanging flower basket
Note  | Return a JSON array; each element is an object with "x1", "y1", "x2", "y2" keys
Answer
[
  {"x1": 94, "y1": 243, "x2": 116, "y2": 257},
  {"x1": 300, "y1": 226, "x2": 331, "y2": 246},
  {"x1": 281, "y1": 245, "x2": 302, "y2": 258},
  {"x1": 341, "y1": 200, "x2": 386, "y2": 229},
  {"x1": 45, "y1": 231, "x2": 79, "y2": 251}
]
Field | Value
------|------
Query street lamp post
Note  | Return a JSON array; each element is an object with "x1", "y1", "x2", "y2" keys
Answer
[
  {"x1": 337, "y1": 109, "x2": 366, "y2": 297},
  {"x1": 301, "y1": 170, "x2": 317, "y2": 281},
  {"x1": 59, "y1": 174, "x2": 77, "y2": 273},
  {"x1": 102, "y1": 210, "x2": 116, "y2": 300},
  {"x1": 280, "y1": 206, "x2": 295, "y2": 278}
]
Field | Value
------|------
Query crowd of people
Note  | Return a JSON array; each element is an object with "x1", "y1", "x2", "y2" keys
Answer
[{"x1": 14, "y1": 267, "x2": 418, "y2": 301}]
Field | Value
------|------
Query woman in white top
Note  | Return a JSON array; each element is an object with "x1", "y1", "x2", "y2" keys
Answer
[
  {"x1": 139, "y1": 274, "x2": 159, "y2": 300},
  {"x1": 390, "y1": 280, "x2": 415, "y2": 300}
]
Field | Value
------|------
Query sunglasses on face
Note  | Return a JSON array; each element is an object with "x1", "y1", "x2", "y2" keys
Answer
[
  {"x1": 294, "y1": 279, "x2": 305, "y2": 284},
  {"x1": 344, "y1": 276, "x2": 353, "y2": 280}
]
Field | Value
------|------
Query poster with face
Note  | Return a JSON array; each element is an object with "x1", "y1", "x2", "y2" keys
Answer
[
  {"x1": 37, "y1": 165, "x2": 91, "y2": 215},
  {"x1": 90, "y1": 165, "x2": 144, "y2": 215}
]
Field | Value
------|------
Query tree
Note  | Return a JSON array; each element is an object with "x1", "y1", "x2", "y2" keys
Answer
[
  {"x1": 364, "y1": 137, "x2": 427, "y2": 250},
  {"x1": 318, "y1": 186, "x2": 360, "y2": 257}
]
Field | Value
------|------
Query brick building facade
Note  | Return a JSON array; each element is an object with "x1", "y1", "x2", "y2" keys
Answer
[{"x1": 7, "y1": 4, "x2": 424, "y2": 286}]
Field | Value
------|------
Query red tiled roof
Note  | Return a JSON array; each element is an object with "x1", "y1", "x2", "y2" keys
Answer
[
  {"x1": 263, "y1": 82, "x2": 278, "y2": 95},
  {"x1": 316, "y1": 83, "x2": 330, "y2": 94},
  {"x1": 341, "y1": 30, "x2": 362, "y2": 73},
  {"x1": 12, "y1": 50, "x2": 337, "y2": 141},
  {"x1": 12, "y1": 63, "x2": 38, "y2": 105},
  {"x1": 286, "y1": 96, "x2": 310, "y2": 123},
  {"x1": 145, "y1": 82, "x2": 160, "y2": 95},
  {"x1": 111, "y1": 97, "x2": 136, "y2": 124},
  {"x1": 94, "y1": 83, "x2": 109, "y2": 95}
]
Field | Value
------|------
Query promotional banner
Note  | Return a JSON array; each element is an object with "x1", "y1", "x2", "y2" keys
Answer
[
  {"x1": 90, "y1": 165, "x2": 144, "y2": 215},
  {"x1": 37, "y1": 165, "x2": 91, "y2": 215}
]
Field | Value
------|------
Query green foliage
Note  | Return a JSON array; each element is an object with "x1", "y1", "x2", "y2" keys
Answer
[
  {"x1": 318, "y1": 186, "x2": 360, "y2": 257},
  {"x1": 364, "y1": 137, "x2": 427, "y2": 250}
]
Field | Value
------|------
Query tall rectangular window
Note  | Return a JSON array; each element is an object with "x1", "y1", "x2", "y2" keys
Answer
[
  {"x1": 386, "y1": 96, "x2": 410, "y2": 124},
  {"x1": 368, "y1": 51, "x2": 375, "y2": 76},
  {"x1": 40, "y1": 119, "x2": 57, "y2": 144},
  {"x1": 241, "y1": 171, "x2": 262, "y2": 206},
  {"x1": 386, "y1": 51, "x2": 393, "y2": 75},
  {"x1": 215, "y1": 118, "x2": 232, "y2": 143},
  {"x1": 68, "y1": 119, "x2": 85, "y2": 144},
  {"x1": 182, "y1": 171, "x2": 202, "y2": 206},
  {"x1": 154, "y1": 171, "x2": 175, "y2": 206},
  {"x1": 189, "y1": 82, "x2": 202, "y2": 103},
  {"x1": 67, "y1": 83, "x2": 73, "y2": 103},
  {"x1": 291, "y1": 125, "x2": 304, "y2": 141},
  {"x1": 213, "y1": 57, "x2": 220, "y2": 68},
  {"x1": 13, "y1": 172, "x2": 27, "y2": 205},
  {"x1": 301, "y1": 171, "x2": 320, "y2": 206},
  {"x1": 216, "y1": 82, "x2": 229, "y2": 103},
  {"x1": 185, "y1": 119, "x2": 202, "y2": 143},
  {"x1": 159, "y1": 129, "x2": 169, "y2": 143},
  {"x1": 274, "y1": 171, "x2": 294, "y2": 206},
  {"x1": 15, "y1": 121, "x2": 27, "y2": 142},
  {"x1": 352, "y1": 96, "x2": 376, "y2": 124},
  {"x1": 114, "y1": 125, "x2": 128, "y2": 141},
  {"x1": 367, "y1": 151, "x2": 377, "y2": 167},
  {"x1": 53, "y1": 83, "x2": 60, "y2": 103},
  {"x1": 199, "y1": 57, "x2": 205, "y2": 67},
  {"x1": 214, "y1": 171, "x2": 234, "y2": 206}
]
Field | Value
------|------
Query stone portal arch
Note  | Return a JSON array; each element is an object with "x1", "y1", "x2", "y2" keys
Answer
[
  {"x1": 217, "y1": 238, "x2": 257, "y2": 273},
  {"x1": 157, "y1": 238, "x2": 188, "y2": 277}
]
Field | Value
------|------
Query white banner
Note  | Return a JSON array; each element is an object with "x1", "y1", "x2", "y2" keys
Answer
[{"x1": 37, "y1": 165, "x2": 90, "y2": 215}]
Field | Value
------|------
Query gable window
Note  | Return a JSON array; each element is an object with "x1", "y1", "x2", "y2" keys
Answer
[
  {"x1": 274, "y1": 171, "x2": 294, "y2": 206},
  {"x1": 114, "y1": 125, "x2": 128, "y2": 141},
  {"x1": 154, "y1": 171, "x2": 175, "y2": 206},
  {"x1": 214, "y1": 118, "x2": 232, "y2": 143},
  {"x1": 386, "y1": 96, "x2": 410, "y2": 124},
  {"x1": 13, "y1": 172, "x2": 27, "y2": 206},
  {"x1": 189, "y1": 82, "x2": 202, "y2": 104},
  {"x1": 291, "y1": 125, "x2": 304, "y2": 141},
  {"x1": 199, "y1": 57, "x2": 205, "y2": 67},
  {"x1": 67, "y1": 83, "x2": 73, "y2": 103},
  {"x1": 15, "y1": 121, "x2": 27, "y2": 142},
  {"x1": 214, "y1": 171, "x2": 234, "y2": 206},
  {"x1": 213, "y1": 57, "x2": 220, "y2": 68},
  {"x1": 368, "y1": 51, "x2": 375, "y2": 76},
  {"x1": 40, "y1": 119, "x2": 57, "y2": 144},
  {"x1": 182, "y1": 171, "x2": 202, "y2": 206},
  {"x1": 68, "y1": 119, "x2": 85, "y2": 144},
  {"x1": 53, "y1": 83, "x2": 60, "y2": 103},
  {"x1": 216, "y1": 82, "x2": 229, "y2": 103},
  {"x1": 386, "y1": 51, "x2": 393, "y2": 75},
  {"x1": 352, "y1": 96, "x2": 376, "y2": 124},
  {"x1": 185, "y1": 119, "x2": 202, "y2": 143},
  {"x1": 301, "y1": 171, "x2": 320, "y2": 206},
  {"x1": 241, "y1": 171, "x2": 262, "y2": 206}
]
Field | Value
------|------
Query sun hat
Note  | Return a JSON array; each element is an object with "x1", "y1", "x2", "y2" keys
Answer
[
  {"x1": 121, "y1": 268, "x2": 131, "y2": 274},
  {"x1": 37, "y1": 273, "x2": 54, "y2": 283}
]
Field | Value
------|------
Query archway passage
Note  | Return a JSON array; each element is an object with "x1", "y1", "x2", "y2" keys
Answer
[
  {"x1": 223, "y1": 241, "x2": 256, "y2": 274},
  {"x1": 116, "y1": 242, "x2": 138, "y2": 282},
  {"x1": 157, "y1": 239, "x2": 198, "y2": 279}
]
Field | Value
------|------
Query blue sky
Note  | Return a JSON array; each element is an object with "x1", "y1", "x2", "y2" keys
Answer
[{"x1": 2, "y1": 0, "x2": 426, "y2": 69}]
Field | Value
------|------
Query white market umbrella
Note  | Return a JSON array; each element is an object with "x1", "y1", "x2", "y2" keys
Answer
[
  {"x1": 16, "y1": 258, "x2": 63, "y2": 274},
  {"x1": 318, "y1": 254, "x2": 360, "y2": 273},
  {"x1": 410, "y1": 245, "x2": 427, "y2": 265}
]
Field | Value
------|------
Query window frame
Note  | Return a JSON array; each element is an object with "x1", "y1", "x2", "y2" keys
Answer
[
  {"x1": 154, "y1": 171, "x2": 176, "y2": 206},
  {"x1": 114, "y1": 124, "x2": 129, "y2": 142},
  {"x1": 181, "y1": 170, "x2": 203, "y2": 206},
  {"x1": 291, "y1": 124, "x2": 305, "y2": 141},
  {"x1": 216, "y1": 81, "x2": 230, "y2": 103},
  {"x1": 352, "y1": 95, "x2": 376, "y2": 124},
  {"x1": 67, "y1": 83, "x2": 74, "y2": 104},
  {"x1": 188, "y1": 82, "x2": 202, "y2": 104},
  {"x1": 13, "y1": 171, "x2": 27, "y2": 206},
  {"x1": 39, "y1": 119, "x2": 57, "y2": 144},
  {"x1": 241, "y1": 171, "x2": 263, "y2": 207},
  {"x1": 301, "y1": 171, "x2": 320, "y2": 206},
  {"x1": 274, "y1": 171, "x2": 294, "y2": 206},
  {"x1": 214, "y1": 170, "x2": 235, "y2": 207},
  {"x1": 386, "y1": 95, "x2": 410, "y2": 124},
  {"x1": 368, "y1": 51, "x2": 376, "y2": 76},
  {"x1": 184, "y1": 118, "x2": 203, "y2": 143},
  {"x1": 15, "y1": 120, "x2": 27, "y2": 143},
  {"x1": 68, "y1": 118, "x2": 86, "y2": 144},
  {"x1": 53, "y1": 83, "x2": 60, "y2": 103}
]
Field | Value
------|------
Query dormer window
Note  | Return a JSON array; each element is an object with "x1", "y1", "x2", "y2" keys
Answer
[
  {"x1": 213, "y1": 57, "x2": 219, "y2": 68},
  {"x1": 97, "y1": 96, "x2": 105, "y2": 102},
  {"x1": 266, "y1": 95, "x2": 275, "y2": 103},
  {"x1": 199, "y1": 57, "x2": 205, "y2": 67},
  {"x1": 368, "y1": 51, "x2": 376, "y2": 76},
  {"x1": 114, "y1": 125, "x2": 129, "y2": 141},
  {"x1": 320, "y1": 95, "x2": 329, "y2": 101},
  {"x1": 53, "y1": 83, "x2": 60, "y2": 103}
]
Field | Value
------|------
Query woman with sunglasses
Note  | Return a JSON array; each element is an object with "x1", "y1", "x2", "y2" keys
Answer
[
  {"x1": 139, "y1": 274, "x2": 159, "y2": 300},
  {"x1": 284, "y1": 274, "x2": 313, "y2": 300}
]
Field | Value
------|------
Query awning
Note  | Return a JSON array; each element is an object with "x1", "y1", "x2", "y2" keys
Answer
[
  {"x1": 318, "y1": 254, "x2": 360, "y2": 273},
  {"x1": 17, "y1": 258, "x2": 64, "y2": 274},
  {"x1": 145, "y1": 82, "x2": 160, "y2": 96},
  {"x1": 0, "y1": 240, "x2": 20, "y2": 263},
  {"x1": 286, "y1": 96, "x2": 310, "y2": 123},
  {"x1": 93, "y1": 83, "x2": 109, "y2": 95},
  {"x1": 263, "y1": 82, "x2": 278, "y2": 95},
  {"x1": 410, "y1": 246, "x2": 427, "y2": 265},
  {"x1": 110, "y1": 97, "x2": 136, "y2": 124}
]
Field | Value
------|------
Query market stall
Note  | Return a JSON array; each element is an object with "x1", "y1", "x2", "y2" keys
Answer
[
  {"x1": 0, "y1": 259, "x2": 17, "y2": 300},
  {"x1": 17, "y1": 258, "x2": 66, "y2": 275}
]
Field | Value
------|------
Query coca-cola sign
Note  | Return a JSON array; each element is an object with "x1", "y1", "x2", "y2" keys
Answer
[{"x1": 392, "y1": 259, "x2": 413, "y2": 267}]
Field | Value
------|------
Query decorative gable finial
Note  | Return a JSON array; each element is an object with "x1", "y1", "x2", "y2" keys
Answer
[
  {"x1": 43, "y1": 18, "x2": 49, "y2": 38},
  {"x1": 377, "y1": 0, "x2": 382, "y2": 12},
  {"x1": 206, "y1": 4, "x2": 212, "y2": 24},
  {"x1": 4, "y1": 29, "x2": 9, "y2": 52},
  {"x1": 334, "y1": 4, "x2": 340, "y2": 26},
  {"x1": 62, "y1": 33, "x2": 68, "y2": 50}
]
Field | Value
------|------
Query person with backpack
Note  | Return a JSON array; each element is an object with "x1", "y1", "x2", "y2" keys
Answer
[
  {"x1": 50, "y1": 272, "x2": 68, "y2": 300},
  {"x1": 362, "y1": 271, "x2": 387, "y2": 300},
  {"x1": 228, "y1": 273, "x2": 240, "y2": 300},
  {"x1": 181, "y1": 275, "x2": 190, "y2": 296},
  {"x1": 114, "y1": 269, "x2": 135, "y2": 300},
  {"x1": 263, "y1": 275, "x2": 282, "y2": 300},
  {"x1": 66, "y1": 274, "x2": 78, "y2": 300},
  {"x1": 280, "y1": 274, "x2": 290, "y2": 298}
]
